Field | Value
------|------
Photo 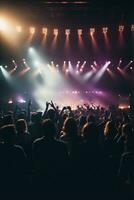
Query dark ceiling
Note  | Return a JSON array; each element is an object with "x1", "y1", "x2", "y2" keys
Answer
[{"x1": 0, "y1": 0, "x2": 133, "y2": 26}]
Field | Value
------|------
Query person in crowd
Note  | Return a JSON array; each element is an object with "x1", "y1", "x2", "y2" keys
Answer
[
  {"x1": 32, "y1": 119, "x2": 68, "y2": 175},
  {"x1": 117, "y1": 123, "x2": 134, "y2": 200},
  {"x1": 28, "y1": 112, "x2": 43, "y2": 141},
  {"x1": 0, "y1": 124, "x2": 28, "y2": 196},
  {"x1": 16, "y1": 119, "x2": 32, "y2": 158}
]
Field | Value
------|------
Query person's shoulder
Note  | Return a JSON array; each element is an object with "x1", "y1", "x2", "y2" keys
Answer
[
  {"x1": 33, "y1": 137, "x2": 44, "y2": 145},
  {"x1": 122, "y1": 151, "x2": 132, "y2": 158},
  {"x1": 14, "y1": 144, "x2": 25, "y2": 152},
  {"x1": 13, "y1": 144, "x2": 26, "y2": 157}
]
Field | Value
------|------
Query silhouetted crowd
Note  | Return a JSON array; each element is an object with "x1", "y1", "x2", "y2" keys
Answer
[{"x1": 0, "y1": 100, "x2": 134, "y2": 199}]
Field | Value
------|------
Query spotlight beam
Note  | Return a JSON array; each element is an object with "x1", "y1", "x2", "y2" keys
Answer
[{"x1": 94, "y1": 61, "x2": 111, "y2": 82}]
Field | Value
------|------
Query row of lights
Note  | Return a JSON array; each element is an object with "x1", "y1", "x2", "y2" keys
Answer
[
  {"x1": 12, "y1": 25, "x2": 134, "y2": 35},
  {"x1": 57, "y1": 90, "x2": 102, "y2": 94}
]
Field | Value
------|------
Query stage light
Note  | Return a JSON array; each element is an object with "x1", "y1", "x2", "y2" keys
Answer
[
  {"x1": 53, "y1": 29, "x2": 58, "y2": 36},
  {"x1": 93, "y1": 61, "x2": 97, "y2": 66},
  {"x1": 65, "y1": 29, "x2": 70, "y2": 36},
  {"x1": 65, "y1": 68, "x2": 69, "y2": 73},
  {"x1": 30, "y1": 27, "x2": 35, "y2": 34},
  {"x1": 78, "y1": 29, "x2": 82, "y2": 36},
  {"x1": 131, "y1": 25, "x2": 134, "y2": 31},
  {"x1": 119, "y1": 25, "x2": 124, "y2": 32},
  {"x1": 17, "y1": 97, "x2": 26, "y2": 103},
  {"x1": 8, "y1": 99, "x2": 13, "y2": 104},
  {"x1": 91, "y1": 65, "x2": 96, "y2": 71},
  {"x1": 130, "y1": 67, "x2": 133, "y2": 70},
  {"x1": 102, "y1": 27, "x2": 108, "y2": 34},
  {"x1": 42, "y1": 27, "x2": 47, "y2": 35},
  {"x1": 16, "y1": 26, "x2": 22, "y2": 33},
  {"x1": 0, "y1": 17, "x2": 8, "y2": 31},
  {"x1": 90, "y1": 28, "x2": 95, "y2": 35},
  {"x1": 94, "y1": 61, "x2": 111, "y2": 82},
  {"x1": 124, "y1": 60, "x2": 133, "y2": 71},
  {"x1": 28, "y1": 47, "x2": 34, "y2": 54}
]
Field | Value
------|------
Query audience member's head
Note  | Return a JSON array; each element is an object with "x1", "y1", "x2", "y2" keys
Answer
[
  {"x1": 79, "y1": 115, "x2": 86, "y2": 128},
  {"x1": 42, "y1": 119, "x2": 56, "y2": 138},
  {"x1": 87, "y1": 114, "x2": 96, "y2": 124},
  {"x1": 104, "y1": 120, "x2": 117, "y2": 139},
  {"x1": 31, "y1": 112, "x2": 42, "y2": 123},
  {"x1": 62, "y1": 117, "x2": 78, "y2": 139},
  {"x1": 122, "y1": 123, "x2": 134, "y2": 152},
  {"x1": 16, "y1": 119, "x2": 28, "y2": 134},
  {"x1": 82, "y1": 122, "x2": 98, "y2": 143},
  {"x1": 47, "y1": 109, "x2": 56, "y2": 121},
  {"x1": 2, "y1": 114, "x2": 14, "y2": 126},
  {"x1": 0, "y1": 124, "x2": 16, "y2": 144}
]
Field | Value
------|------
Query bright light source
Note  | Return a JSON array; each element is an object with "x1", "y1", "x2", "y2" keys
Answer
[
  {"x1": 16, "y1": 26, "x2": 22, "y2": 32},
  {"x1": 107, "y1": 61, "x2": 111, "y2": 65},
  {"x1": 54, "y1": 29, "x2": 58, "y2": 36},
  {"x1": 30, "y1": 27, "x2": 35, "y2": 34},
  {"x1": 93, "y1": 61, "x2": 97, "y2": 66},
  {"x1": 12, "y1": 60, "x2": 15, "y2": 63},
  {"x1": 0, "y1": 17, "x2": 8, "y2": 31},
  {"x1": 34, "y1": 60, "x2": 40, "y2": 67},
  {"x1": 17, "y1": 97, "x2": 26, "y2": 103},
  {"x1": 131, "y1": 25, "x2": 134, "y2": 31},
  {"x1": 65, "y1": 29, "x2": 70, "y2": 36},
  {"x1": 90, "y1": 28, "x2": 95, "y2": 35},
  {"x1": 102, "y1": 27, "x2": 108, "y2": 34},
  {"x1": 28, "y1": 47, "x2": 34, "y2": 54},
  {"x1": 78, "y1": 29, "x2": 82, "y2": 36},
  {"x1": 119, "y1": 25, "x2": 124, "y2": 32},
  {"x1": 8, "y1": 99, "x2": 13, "y2": 104},
  {"x1": 94, "y1": 61, "x2": 111, "y2": 82},
  {"x1": 42, "y1": 27, "x2": 47, "y2": 35},
  {"x1": 65, "y1": 68, "x2": 69, "y2": 73}
]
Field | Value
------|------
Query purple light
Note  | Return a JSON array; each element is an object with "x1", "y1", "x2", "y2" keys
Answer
[{"x1": 17, "y1": 97, "x2": 26, "y2": 103}]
